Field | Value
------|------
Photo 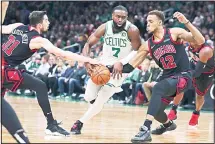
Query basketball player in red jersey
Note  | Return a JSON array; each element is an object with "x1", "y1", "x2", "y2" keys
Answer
[
  {"x1": 168, "y1": 41, "x2": 214, "y2": 126},
  {"x1": 1, "y1": 9, "x2": 99, "y2": 142},
  {"x1": 1, "y1": 2, "x2": 31, "y2": 143},
  {"x1": 110, "y1": 10, "x2": 205, "y2": 142}
]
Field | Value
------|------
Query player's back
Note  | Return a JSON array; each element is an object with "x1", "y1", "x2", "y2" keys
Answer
[
  {"x1": 100, "y1": 20, "x2": 133, "y2": 65},
  {"x1": 148, "y1": 28, "x2": 190, "y2": 78},
  {"x1": 2, "y1": 25, "x2": 40, "y2": 67}
]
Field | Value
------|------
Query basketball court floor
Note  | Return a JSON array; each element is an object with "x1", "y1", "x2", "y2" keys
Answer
[{"x1": 2, "y1": 95, "x2": 214, "y2": 143}]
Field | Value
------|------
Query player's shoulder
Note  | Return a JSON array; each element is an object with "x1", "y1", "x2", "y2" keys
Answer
[
  {"x1": 128, "y1": 22, "x2": 139, "y2": 33},
  {"x1": 200, "y1": 44, "x2": 214, "y2": 54}
]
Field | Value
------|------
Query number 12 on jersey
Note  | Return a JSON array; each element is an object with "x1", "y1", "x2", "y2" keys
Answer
[
  {"x1": 112, "y1": 47, "x2": 120, "y2": 58},
  {"x1": 160, "y1": 55, "x2": 177, "y2": 69}
]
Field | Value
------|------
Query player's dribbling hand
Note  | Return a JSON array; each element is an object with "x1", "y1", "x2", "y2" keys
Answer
[
  {"x1": 112, "y1": 62, "x2": 123, "y2": 80},
  {"x1": 173, "y1": 12, "x2": 189, "y2": 24}
]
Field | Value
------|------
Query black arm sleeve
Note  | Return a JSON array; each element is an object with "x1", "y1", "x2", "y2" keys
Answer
[{"x1": 192, "y1": 61, "x2": 206, "y2": 78}]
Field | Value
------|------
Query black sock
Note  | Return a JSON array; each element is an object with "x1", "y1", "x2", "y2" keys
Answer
[
  {"x1": 172, "y1": 104, "x2": 178, "y2": 111},
  {"x1": 77, "y1": 120, "x2": 83, "y2": 125},
  {"x1": 163, "y1": 120, "x2": 173, "y2": 128},
  {"x1": 193, "y1": 110, "x2": 200, "y2": 115},
  {"x1": 46, "y1": 112, "x2": 54, "y2": 124},
  {"x1": 90, "y1": 99, "x2": 96, "y2": 104},
  {"x1": 143, "y1": 119, "x2": 152, "y2": 130}
]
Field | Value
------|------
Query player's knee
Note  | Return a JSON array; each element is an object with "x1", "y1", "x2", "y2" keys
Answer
[
  {"x1": 152, "y1": 82, "x2": 163, "y2": 92},
  {"x1": 84, "y1": 92, "x2": 97, "y2": 102},
  {"x1": 34, "y1": 80, "x2": 47, "y2": 92}
]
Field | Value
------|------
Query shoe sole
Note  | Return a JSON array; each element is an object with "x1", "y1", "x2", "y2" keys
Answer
[
  {"x1": 45, "y1": 129, "x2": 70, "y2": 137},
  {"x1": 131, "y1": 138, "x2": 152, "y2": 143},
  {"x1": 70, "y1": 131, "x2": 81, "y2": 135},
  {"x1": 188, "y1": 124, "x2": 198, "y2": 130}
]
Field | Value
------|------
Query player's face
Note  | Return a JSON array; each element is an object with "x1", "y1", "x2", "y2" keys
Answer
[
  {"x1": 41, "y1": 15, "x2": 50, "y2": 32},
  {"x1": 146, "y1": 15, "x2": 162, "y2": 33},
  {"x1": 112, "y1": 10, "x2": 128, "y2": 28}
]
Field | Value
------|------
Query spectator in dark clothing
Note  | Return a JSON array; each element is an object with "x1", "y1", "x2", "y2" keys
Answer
[
  {"x1": 67, "y1": 62, "x2": 87, "y2": 97},
  {"x1": 58, "y1": 61, "x2": 76, "y2": 96}
]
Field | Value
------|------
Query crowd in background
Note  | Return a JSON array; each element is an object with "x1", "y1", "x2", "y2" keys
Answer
[{"x1": 4, "y1": 1, "x2": 214, "y2": 110}]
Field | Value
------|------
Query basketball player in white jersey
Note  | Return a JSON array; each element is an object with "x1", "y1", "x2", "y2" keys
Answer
[{"x1": 70, "y1": 5, "x2": 142, "y2": 134}]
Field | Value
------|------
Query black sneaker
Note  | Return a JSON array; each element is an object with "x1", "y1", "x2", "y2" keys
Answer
[
  {"x1": 45, "y1": 120, "x2": 70, "y2": 136},
  {"x1": 71, "y1": 120, "x2": 83, "y2": 135},
  {"x1": 151, "y1": 122, "x2": 177, "y2": 135},
  {"x1": 131, "y1": 126, "x2": 152, "y2": 143}
]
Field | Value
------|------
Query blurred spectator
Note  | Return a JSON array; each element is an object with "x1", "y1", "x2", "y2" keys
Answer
[
  {"x1": 67, "y1": 62, "x2": 87, "y2": 98},
  {"x1": 35, "y1": 54, "x2": 50, "y2": 89},
  {"x1": 58, "y1": 61, "x2": 76, "y2": 97}
]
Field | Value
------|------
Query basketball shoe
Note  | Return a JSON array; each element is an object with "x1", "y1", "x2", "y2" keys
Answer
[
  {"x1": 189, "y1": 113, "x2": 199, "y2": 126},
  {"x1": 131, "y1": 125, "x2": 152, "y2": 143},
  {"x1": 168, "y1": 109, "x2": 177, "y2": 120},
  {"x1": 151, "y1": 121, "x2": 177, "y2": 135},
  {"x1": 45, "y1": 120, "x2": 70, "y2": 136},
  {"x1": 71, "y1": 120, "x2": 83, "y2": 134}
]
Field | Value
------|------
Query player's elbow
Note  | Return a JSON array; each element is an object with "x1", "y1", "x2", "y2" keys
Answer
[{"x1": 197, "y1": 36, "x2": 205, "y2": 45}]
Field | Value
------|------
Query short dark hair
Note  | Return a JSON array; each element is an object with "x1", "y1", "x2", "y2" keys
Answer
[
  {"x1": 148, "y1": 10, "x2": 165, "y2": 23},
  {"x1": 29, "y1": 11, "x2": 47, "y2": 26},
  {"x1": 112, "y1": 5, "x2": 128, "y2": 13}
]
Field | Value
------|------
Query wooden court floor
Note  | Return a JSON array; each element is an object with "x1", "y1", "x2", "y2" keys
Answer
[{"x1": 1, "y1": 96, "x2": 214, "y2": 143}]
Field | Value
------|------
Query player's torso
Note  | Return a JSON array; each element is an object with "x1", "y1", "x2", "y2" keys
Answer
[
  {"x1": 189, "y1": 43, "x2": 215, "y2": 73},
  {"x1": 149, "y1": 28, "x2": 190, "y2": 77},
  {"x1": 101, "y1": 20, "x2": 133, "y2": 65},
  {"x1": 2, "y1": 25, "x2": 40, "y2": 67}
]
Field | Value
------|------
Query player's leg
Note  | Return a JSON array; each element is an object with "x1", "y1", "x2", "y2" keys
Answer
[
  {"x1": 71, "y1": 85, "x2": 120, "y2": 134},
  {"x1": 151, "y1": 98, "x2": 177, "y2": 135},
  {"x1": 70, "y1": 79, "x2": 102, "y2": 134},
  {"x1": 131, "y1": 74, "x2": 192, "y2": 143},
  {"x1": 20, "y1": 72, "x2": 70, "y2": 136},
  {"x1": 2, "y1": 98, "x2": 30, "y2": 143},
  {"x1": 3, "y1": 70, "x2": 70, "y2": 136},
  {"x1": 189, "y1": 74, "x2": 213, "y2": 126},
  {"x1": 168, "y1": 92, "x2": 184, "y2": 120}
]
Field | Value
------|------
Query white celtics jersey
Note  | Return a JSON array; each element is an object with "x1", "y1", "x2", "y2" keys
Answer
[{"x1": 100, "y1": 20, "x2": 133, "y2": 65}]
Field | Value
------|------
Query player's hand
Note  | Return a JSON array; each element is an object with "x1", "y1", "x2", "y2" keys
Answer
[
  {"x1": 173, "y1": 12, "x2": 189, "y2": 24},
  {"x1": 112, "y1": 62, "x2": 123, "y2": 80},
  {"x1": 84, "y1": 62, "x2": 96, "y2": 76}
]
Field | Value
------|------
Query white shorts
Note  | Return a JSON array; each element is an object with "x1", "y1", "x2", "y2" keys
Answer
[{"x1": 84, "y1": 74, "x2": 128, "y2": 102}]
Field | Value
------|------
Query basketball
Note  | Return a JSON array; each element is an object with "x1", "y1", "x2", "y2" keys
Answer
[{"x1": 91, "y1": 65, "x2": 111, "y2": 85}]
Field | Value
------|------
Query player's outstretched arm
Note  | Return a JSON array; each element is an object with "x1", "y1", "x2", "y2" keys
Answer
[
  {"x1": 82, "y1": 23, "x2": 105, "y2": 56},
  {"x1": 111, "y1": 41, "x2": 149, "y2": 73},
  {"x1": 192, "y1": 47, "x2": 213, "y2": 78},
  {"x1": 172, "y1": 12, "x2": 205, "y2": 45},
  {"x1": 29, "y1": 37, "x2": 99, "y2": 64},
  {"x1": 2, "y1": 23, "x2": 24, "y2": 34},
  {"x1": 1, "y1": 2, "x2": 9, "y2": 24},
  {"x1": 129, "y1": 40, "x2": 149, "y2": 68}
]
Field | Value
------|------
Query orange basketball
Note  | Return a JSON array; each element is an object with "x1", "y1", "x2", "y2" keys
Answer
[{"x1": 91, "y1": 65, "x2": 111, "y2": 85}]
